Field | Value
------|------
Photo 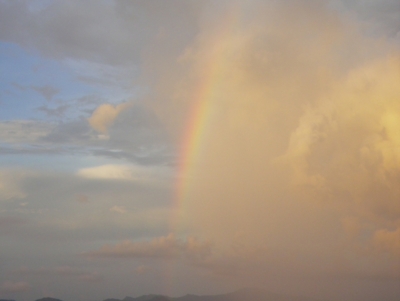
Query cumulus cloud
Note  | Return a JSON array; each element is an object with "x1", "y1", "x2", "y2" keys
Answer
[
  {"x1": 139, "y1": 0, "x2": 400, "y2": 289},
  {"x1": 0, "y1": 281, "x2": 31, "y2": 293},
  {"x1": 88, "y1": 102, "x2": 131, "y2": 134},
  {"x1": 84, "y1": 234, "x2": 212, "y2": 262}
]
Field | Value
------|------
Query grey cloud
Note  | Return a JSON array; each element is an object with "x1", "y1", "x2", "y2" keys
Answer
[
  {"x1": 11, "y1": 82, "x2": 29, "y2": 92},
  {"x1": 0, "y1": 116, "x2": 172, "y2": 166},
  {"x1": 40, "y1": 118, "x2": 92, "y2": 144},
  {"x1": 9, "y1": 170, "x2": 172, "y2": 241},
  {"x1": 37, "y1": 104, "x2": 70, "y2": 117},
  {"x1": 14, "y1": 266, "x2": 103, "y2": 283},
  {"x1": 0, "y1": 120, "x2": 53, "y2": 144},
  {"x1": 31, "y1": 85, "x2": 59, "y2": 101},
  {"x1": 338, "y1": 0, "x2": 400, "y2": 39},
  {"x1": 0, "y1": 0, "x2": 203, "y2": 66},
  {"x1": 68, "y1": 59, "x2": 140, "y2": 91},
  {"x1": 0, "y1": 216, "x2": 28, "y2": 235},
  {"x1": 0, "y1": 281, "x2": 31, "y2": 293},
  {"x1": 41, "y1": 106, "x2": 173, "y2": 164},
  {"x1": 76, "y1": 194, "x2": 89, "y2": 203},
  {"x1": 107, "y1": 105, "x2": 172, "y2": 160}
]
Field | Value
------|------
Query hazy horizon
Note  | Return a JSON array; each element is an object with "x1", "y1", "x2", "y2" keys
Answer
[{"x1": 0, "y1": 1, "x2": 399, "y2": 301}]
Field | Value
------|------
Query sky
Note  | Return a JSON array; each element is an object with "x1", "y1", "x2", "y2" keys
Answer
[{"x1": 0, "y1": 1, "x2": 399, "y2": 301}]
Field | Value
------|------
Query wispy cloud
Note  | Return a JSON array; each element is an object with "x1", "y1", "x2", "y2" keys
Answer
[
  {"x1": 14, "y1": 266, "x2": 103, "y2": 283},
  {"x1": 0, "y1": 281, "x2": 31, "y2": 293},
  {"x1": 84, "y1": 234, "x2": 212, "y2": 261}
]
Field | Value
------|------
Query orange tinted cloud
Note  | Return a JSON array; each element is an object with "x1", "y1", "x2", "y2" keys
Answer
[
  {"x1": 143, "y1": 0, "x2": 400, "y2": 284},
  {"x1": 88, "y1": 102, "x2": 131, "y2": 134}
]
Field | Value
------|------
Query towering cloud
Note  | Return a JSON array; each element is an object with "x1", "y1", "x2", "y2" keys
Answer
[{"x1": 140, "y1": 0, "x2": 400, "y2": 293}]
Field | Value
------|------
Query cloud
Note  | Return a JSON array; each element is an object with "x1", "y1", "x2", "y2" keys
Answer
[
  {"x1": 77, "y1": 164, "x2": 134, "y2": 181},
  {"x1": 337, "y1": 0, "x2": 400, "y2": 41},
  {"x1": 110, "y1": 206, "x2": 127, "y2": 214},
  {"x1": 139, "y1": 0, "x2": 400, "y2": 290},
  {"x1": 31, "y1": 85, "x2": 60, "y2": 101},
  {"x1": 37, "y1": 104, "x2": 70, "y2": 118},
  {"x1": 0, "y1": 1, "x2": 400, "y2": 299},
  {"x1": 88, "y1": 102, "x2": 131, "y2": 134},
  {"x1": 0, "y1": 170, "x2": 26, "y2": 201},
  {"x1": 76, "y1": 164, "x2": 172, "y2": 185},
  {"x1": 14, "y1": 266, "x2": 103, "y2": 282},
  {"x1": 84, "y1": 234, "x2": 212, "y2": 261},
  {"x1": 77, "y1": 272, "x2": 103, "y2": 283},
  {"x1": 136, "y1": 265, "x2": 150, "y2": 275},
  {"x1": 373, "y1": 227, "x2": 400, "y2": 257},
  {"x1": 0, "y1": 1, "x2": 203, "y2": 65},
  {"x1": 76, "y1": 194, "x2": 89, "y2": 203},
  {"x1": 0, "y1": 120, "x2": 53, "y2": 144},
  {"x1": 0, "y1": 281, "x2": 31, "y2": 293}
]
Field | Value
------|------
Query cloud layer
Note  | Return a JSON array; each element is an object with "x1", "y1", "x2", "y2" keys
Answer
[
  {"x1": 0, "y1": 1, "x2": 400, "y2": 301},
  {"x1": 85, "y1": 234, "x2": 212, "y2": 262}
]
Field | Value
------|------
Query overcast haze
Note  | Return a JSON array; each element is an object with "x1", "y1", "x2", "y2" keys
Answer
[{"x1": 0, "y1": 1, "x2": 399, "y2": 301}]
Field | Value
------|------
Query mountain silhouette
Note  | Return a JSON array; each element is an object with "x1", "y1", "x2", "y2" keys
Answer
[
  {"x1": 19, "y1": 288, "x2": 329, "y2": 301},
  {"x1": 35, "y1": 298, "x2": 63, "y2": 301},
  {"x1": 102, "y1": 288, "x2": 327, "y2": 301}
]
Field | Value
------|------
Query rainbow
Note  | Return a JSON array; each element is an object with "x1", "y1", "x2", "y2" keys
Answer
[
  {"x1": 163, "y1": 7, "x2": 241, "y2": 296},
  {"x1": 170, "y1": 8, "x2": 240, "y2": 234}
]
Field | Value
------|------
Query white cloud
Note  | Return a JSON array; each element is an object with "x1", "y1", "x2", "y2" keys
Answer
[
  {"x1": 110, "y1": 205, "x2": 127, "y2": 214},
  {"x1": 76, "y1": 164, "x2": 171, "y2": 184},
  {"x1": 77, "y1": 164, "x2": 138, "y2": 181}
]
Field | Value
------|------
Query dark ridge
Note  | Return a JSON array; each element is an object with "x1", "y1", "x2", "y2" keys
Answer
[
  {"x1": 35, "y1": 298, "x2": 63, "y2": 301},
  {"x1": 172, "y1": 288, "x2": 328, "y2": 301},
  {"x1": 36, "y1": 288, "x2": 330, "y2": 301},
  {"x1": 124, "y1": 295, "x2": 166, "y2": 301},
  {"x1": 106, "y1": 295, "x2": 171, "y2": 301}
]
